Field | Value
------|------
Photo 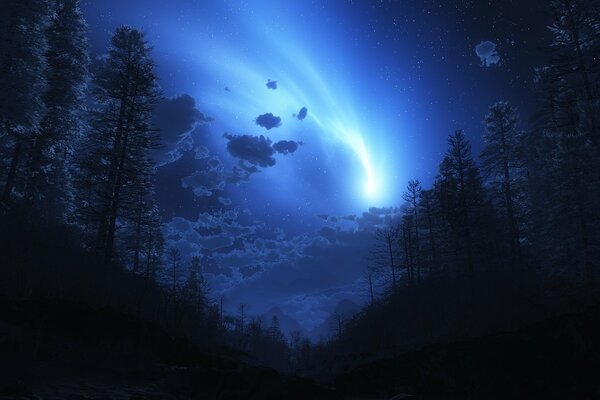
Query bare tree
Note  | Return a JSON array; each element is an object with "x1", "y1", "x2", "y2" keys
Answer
[
  {"x1": 421, "y1": 189, "x2": 440, "y2": 271},
  {"x1": 371, "y1": 226, "x2": 401, "y2": 291},
  {"x1": 168, "y1": 247, "x2": 181, "y2": 295},
  {"x1": 403, "y1": 180, "x2": 422, "y2": 283},
  {"x1": 401, "y1": 215, "x2": 414, "y2": 283},
  {"x1": 331, "y1": 311, "x2": 345, "y2": 340}
]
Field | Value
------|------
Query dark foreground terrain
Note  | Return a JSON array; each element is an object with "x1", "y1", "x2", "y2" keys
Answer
[
  {"x1": 0, "y1": 299, "x2": 338, "y2": 400},
  {"x1": 1, "y1": 298, "x2": 599, "y2": 399},
  {"x1": 336, "y1": 304, "x2": 600, "y2": 399}
]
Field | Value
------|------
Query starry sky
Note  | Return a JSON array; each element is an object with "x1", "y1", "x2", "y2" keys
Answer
[{"x1": 81, "y1": 0, "x2": 552, "y2": 330}]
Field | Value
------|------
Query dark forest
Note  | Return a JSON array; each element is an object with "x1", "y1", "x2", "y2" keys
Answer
[{"x1": 1, "y1": 0, "x2": 600, "y2": 399}]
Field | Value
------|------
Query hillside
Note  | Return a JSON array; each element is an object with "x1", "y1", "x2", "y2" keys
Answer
[
  {"x1": 336, "y1": 304, "x2": 600, "y2": 399},
  {"x1": 0, "y1": 299, "x2": 339, "y2": 399}
]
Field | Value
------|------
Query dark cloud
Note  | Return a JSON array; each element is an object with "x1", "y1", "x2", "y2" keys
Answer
[
  {"x1": 266, "y1": 79, "x2": 277, "y2": 90},
  {"x1": 195, "y1": 225, "x2": 222, "y2": 236},
  {"x1": 255, "y1": 113, "x2": 282, "y2": 130},
  {"x1": 224, "y1": 133, "x2": 276, "y2": 167},
  {"x1": 296, "y1": 107, "x2": 308, "y2": 120},
  {"x1": 318, "y1": 226, "x2": 337, "y2": 244},
  {"x1": 202, "y1": 256, "x2": 234, "y2": 278},
  {"x1": 228, "y1": 161, "x2": 260, "y2": 184},
  {"x1": 240, "y1": 265, "x2": 264, "y2": 278},
  {"x1": 273, "y1": 140, "x2": 301, "y2": 155},
  {"x1": 180, "y1": 156, "x2": 226, "y2": 198},
  {"x1": 152, "y1": 94, "x2": 212, "y2": 162},
  {"x1": 155, "y1": 150, "x2": 215, "y2": 220},
  {"x1": 475, "y1": 41, "x2": 500, "y2": 67}
]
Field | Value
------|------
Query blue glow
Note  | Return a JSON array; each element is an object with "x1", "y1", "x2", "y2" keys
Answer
[
  {"x1": 179, "y1": 2, "x2": 401, "y2": 209},
  {"x1": 83, "y1": 0, "x2": 418, "y2": 212}
]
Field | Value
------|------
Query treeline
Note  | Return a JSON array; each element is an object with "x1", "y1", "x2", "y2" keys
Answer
[
  {"x1": 0, "y1": 0, "x2": 323, "y2": 373},
  {"x1": 0, "y1": 0, "x2": 164, "y2": 269},
  {"x1": 0, "y1": 0, "x2": 221, "y2": 349},
  {"x1": 328, "y1": 0, "x2": 600, "y2": 358}
]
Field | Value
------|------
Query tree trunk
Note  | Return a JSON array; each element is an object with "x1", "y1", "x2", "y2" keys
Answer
[
  {"x1": 402, "y1": 224, "x2": 412, "y2": 282},
  {"x1": 412, "y1": 198, "x2": 421, "y2": 285},
  {"x1": 132, "y1": 192, "x2": 143, "y2": 274},
  {"x1": 2, "y1": 138, "x2": 23, "y2": 204},
  {"x1": 500, "y1": 124, "x2": 520, "y2": 262},
  {"x1": 564, "y1": 0, "x2": 593, "y2": 103},
  {"x1": 368, "y1": 273, "x2": 374, "y2": 306},
  {"x1": 103, "y1": 132, "x2": 129, "y2": 265},
  {"x1": 102, "y1": 63, "x2": 141, "y2": 265},
  {"x1": 424, "y1": 196, "x2": 439, "y2": 270},
  {"x1": 387, "y1": 233, "x2": 397, "y2": 291},
  {"x1": 457, "y1": 152, "x2": 474, "y2": 274}
]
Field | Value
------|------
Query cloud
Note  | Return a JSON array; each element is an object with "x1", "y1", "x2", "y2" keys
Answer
[
  {"x1": 475, "y1": 41, "x2": 500, "y2": 67},
  {"x1": 218, "y1": 196, "x2": 232, "y2": 206},
  {"x1": 203, "y1": 256, "x2": 234, "y2": 278},
  {"x1": 228, "y1": 161, "x2": 260, "y2": 184},
  {"x1": 273, "y1": 140, "x2": 301, "y2": 155},
  {"x1": 180, "y1": 156, "x2": 226, "y2": 198},
  {"x1": 224, "y1": 133, "x2": 276, "y2": 167},
  {"x1": 295, "y1": 107, "x2": 308, "y2": 120},
  {"x1": 152, "y1": 95, "x2": 212, "y2": 162},
  {"x1": 240, "y1": 265, "x2": 264, "y2": 278},
  {"x1": 266, "y1": 79, "x2": 277, "y2": 90},
  {"x1": 224, "y1": 136, "x2": 302, "y2": 182},
  {"x1": 255, "y1": 113, "x2": 282, "y2": 130},
  {"x1": 318, "y1": 226, "x2": 337, "y2": 244},
  {"x1": 155, "y1": 150, "x2": 222, "y2": 220}
]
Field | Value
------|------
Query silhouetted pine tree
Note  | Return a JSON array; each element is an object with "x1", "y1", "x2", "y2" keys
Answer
[
  {"x1": 548, "y1": 0, "x2": 599, "y2": 99},
  {"x1": 443, "y1": 131, "x2": 477, "y2": 272},
  {"x1": 481, "y1": 101, "x2": 526, "y2": 262},
  {"x1": 140, "y1": 208, "x2": 164, "y2": 282},
  {"x1": 400, "y1": 213, "x2": 415, "y2": 282},
  {"x1": 25, "y1": 0, "x2": 89, "y2": 217},
  {"x1": 546, "y1": 0, "x2": 600, "y2": 142},
  {"x1": 76, "y1": 26, "x2": 160, "y2": 264},
  {"x1": 168, "y1": 247, "x2": 182, "y2": 295},
  {"x1": 419, "y1": 189, "x2": 440, "y2": 272},
  {"x1": 0, "y1": 0, "x2": 49, "y2": 204},
  {"x1": 121, "y1": 170, "x2": 160, "y2": 271},
  {"x1": 183, "y1": 256, "x2": 207, "y2": 316},
  {"x1": 528, "y1": 0, "x2": 600, "y2": 289}
]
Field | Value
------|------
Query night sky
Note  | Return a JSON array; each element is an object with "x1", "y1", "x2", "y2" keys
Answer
[{"x1": 81, "y1": 0, "x2": 552, "y2": 330}]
